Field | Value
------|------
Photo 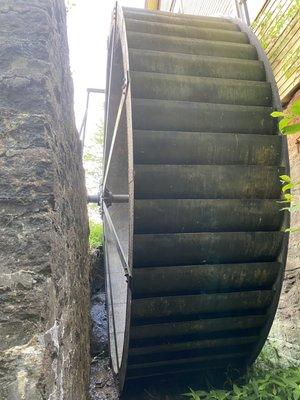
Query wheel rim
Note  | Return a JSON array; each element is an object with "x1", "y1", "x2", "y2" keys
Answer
[{"x1": 103, "y1": 5, "x2": 289, "y2": 391}]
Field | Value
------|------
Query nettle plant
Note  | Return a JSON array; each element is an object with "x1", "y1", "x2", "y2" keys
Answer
[{"x1": 271, "y1": 99, "x2": 300, "y2": 232}]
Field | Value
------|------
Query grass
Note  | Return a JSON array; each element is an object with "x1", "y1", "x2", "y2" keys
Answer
[
  {"x1": 89, "y1": 220, "x2": 103, "y2": 249},
  {"x1": 184, "y1": 341, "x2": 300, "y2": 400}
]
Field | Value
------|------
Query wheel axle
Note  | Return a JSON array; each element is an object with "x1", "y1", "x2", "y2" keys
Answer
[{"x1": 87, "y1": 189, "x2": 129, "y2": 206}]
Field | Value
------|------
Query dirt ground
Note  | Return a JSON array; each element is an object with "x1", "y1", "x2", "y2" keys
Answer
[{"x1": 89, "y1": 353, "x2": 202, "y2": 400}]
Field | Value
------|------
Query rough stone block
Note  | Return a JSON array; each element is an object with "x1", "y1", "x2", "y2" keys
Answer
[{"x1": 0, "y1": 0, "x2": 90, "y2": 399}]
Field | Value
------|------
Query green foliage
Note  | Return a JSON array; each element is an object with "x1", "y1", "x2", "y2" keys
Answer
[
  {"x1": 271, "y1": 99, "x2": 300, "y2": 135},
  {"x1": 83, "y1": 123, "x2": 103, "y2": 165},
  {"x1": 185, "y1": 343, "x2": 300, "y2": 400},
  {"x1": 271, "y1": 100, "x2": 300, "y2": 231},
  {"x1": 283, "y1": 48, "x2": 300, "y2": 80},
  {"x1": 89, "y1": 221, "x2": 103, "y2": 249},
  {"x1": 279, "y1": 175, "x2": 291, "y2": 183},
  {"x1": 83, "y1": 123, "x2": 103, "y2": 193},
  {"x1": 252, "y1": 1, "x2": 300, "y2": 80},
  {"x1": 83, "y1": 118, "x2": 103, "y2": 236},
  {"x1": 254, "y1": 1, "x2": 300, "y2": 47},
  {"x1": 82, "y1": 122, "x2": 103, "y2": 228}
]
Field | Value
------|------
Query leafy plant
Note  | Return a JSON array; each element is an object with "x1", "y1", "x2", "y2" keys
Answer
[
  {"x1": 271, "y1": 99, "x2": 300, "y2": 232},
  {"x1": 83, "y1": 123, "x2": 103, "y2": 192},
  {"x1": 83, "y1": 124, "x2": 103, "y2": 228},
  {"x1": 253, "y1": 1, "x2": 300, "y2": 84},
  {"x1": 184, "y1": 342, "x2": 300, "y2": 400},
  {"x1": 89, "y1": 221, "x2": 103, "y2": 249},
  {"x1": 271, "y1": 99, "x2": 300, "y2": 135}
]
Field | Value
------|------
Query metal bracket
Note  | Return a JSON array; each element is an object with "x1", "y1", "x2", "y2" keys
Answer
[{"x1": 79, "y1": 88, "x2": 105, "y2": 146}]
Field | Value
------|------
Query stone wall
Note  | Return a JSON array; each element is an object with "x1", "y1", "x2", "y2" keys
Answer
[
  {"x1": 0, "y1": 1, "x2": 90, "y2": 399},
  {"x1": 270, "y1": 89, "x2": 300, "y2": 362}
]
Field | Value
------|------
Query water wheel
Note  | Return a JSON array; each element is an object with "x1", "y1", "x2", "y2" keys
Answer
[{"x1": 102, "y1": 5, "x2": 289, "y2": 391}]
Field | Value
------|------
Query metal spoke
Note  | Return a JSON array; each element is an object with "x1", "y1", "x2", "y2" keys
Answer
[
  {"x1": 102, "y1": 74, "x2": 129, "y2": 191},
  {"x1": 103, "y1": 202, "x2": 131, "y2": 279}
]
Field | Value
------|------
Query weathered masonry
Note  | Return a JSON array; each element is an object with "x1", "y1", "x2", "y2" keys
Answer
[{"x1": 0, "y1": 1, "x2": 90, "y2": 399}]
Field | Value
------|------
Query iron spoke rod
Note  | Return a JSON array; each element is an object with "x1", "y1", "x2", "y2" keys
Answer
[
  {"x1": 102, "y1": 72, "x2": 130, "y2": 191},
  {"x1": 103, "y1": 202, "x2": 131, "y2": 279}
]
